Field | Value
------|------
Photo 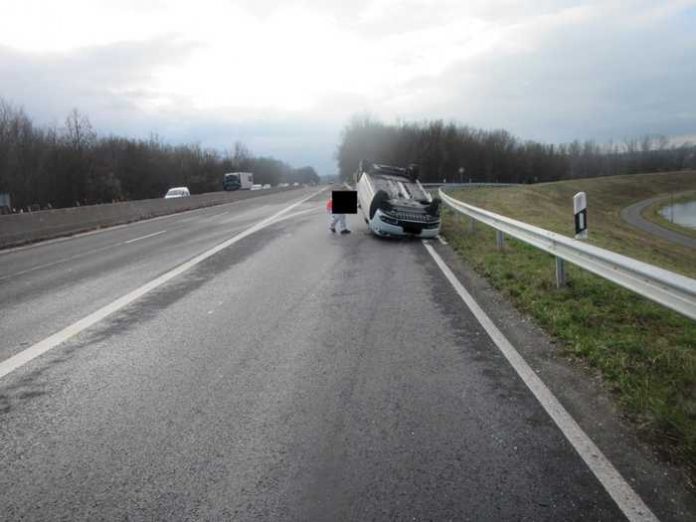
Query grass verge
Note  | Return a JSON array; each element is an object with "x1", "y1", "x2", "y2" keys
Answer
[
  {"x1": 440, "y1": 172, "x2": 696, "y2": 484},
  {"x1": 444, "y1": 170, "x2": 696, "y2": 277}
]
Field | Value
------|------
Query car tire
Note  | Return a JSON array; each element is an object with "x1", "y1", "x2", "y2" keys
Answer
[
  {"x1": 427, "y1": 197, "x2": 442, "y2": 216},
  {"x1": 369, "y1": 190, "x2": 390, "y2": 219}
]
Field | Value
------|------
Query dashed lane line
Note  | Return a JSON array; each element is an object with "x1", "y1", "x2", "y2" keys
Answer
[
  {"x1": 123, "y1": 230, "x2": 167, "y2": 244},
  {"x1": 0, "y1": 189, "x2": 326, "y2": 381}
]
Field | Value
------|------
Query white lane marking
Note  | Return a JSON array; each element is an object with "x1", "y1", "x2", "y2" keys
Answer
[
  {"x1": 0, "y1": 189, "x2": 326, "y2": 381},
  {"x1": 272, "y1": 207, "x2": 323, "y2": 222},
  {"x1": 0, "y1": 204, "x2": 319, "y2": 281},
  {"x1": 123, "y1": 230, "x2": 167, "y2": 244},
  {"x1": 0, "y1": 205, "x2": 209, "y2": 255},
  {"x1": 422, "y1": 242, "x2": 658, "y2": 522},
  {"x1": 2, "y1": 229, "x2": 168, "y2": 280},
  {"x1": 437, "y1": 234, "x2": 448, "y2": 245},
  {"x1": 0, "y1": 244, "x2": 116, "y2": 281},
  {"x1": 0, "y1": 189, "x2": 310, "y2": 255}
]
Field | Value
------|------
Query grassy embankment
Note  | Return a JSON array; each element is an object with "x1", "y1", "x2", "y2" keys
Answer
[{"x1": 440, "y1": 171, "x2": 696, "y2": 480}]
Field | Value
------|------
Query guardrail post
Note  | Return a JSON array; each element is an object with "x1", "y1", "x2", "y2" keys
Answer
[
  {"x1": 439, "y1": 188, "x2": 696, "y2": 320},
  {"x1": 555, "y1": 257, "x2": 566, "y2": 288},
  {"x1": 496, "y1": 230, "x2": 505, "y2": 250}
]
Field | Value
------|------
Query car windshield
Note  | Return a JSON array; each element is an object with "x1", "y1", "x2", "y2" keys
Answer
[{"x1": 167, "y1": 189, "x2": 183, "y2": 196}]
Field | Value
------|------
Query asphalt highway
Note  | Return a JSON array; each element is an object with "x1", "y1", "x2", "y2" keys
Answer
[{"x1": 0, "y1": 188, "x2": 689, "y2": 520}]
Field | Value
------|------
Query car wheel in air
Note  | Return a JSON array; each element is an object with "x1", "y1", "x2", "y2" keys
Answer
[{"x1": 369, "y1": 190, "x2": 390, "y2": 219}]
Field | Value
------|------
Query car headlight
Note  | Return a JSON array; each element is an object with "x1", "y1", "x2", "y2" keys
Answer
[{"x1": 378, "y1": 212, "x2": 401, "y2": 226}]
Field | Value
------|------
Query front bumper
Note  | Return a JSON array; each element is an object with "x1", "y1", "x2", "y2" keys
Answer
[{"x1": 370, "y1": 209, "x2": 440, "y2": 238}]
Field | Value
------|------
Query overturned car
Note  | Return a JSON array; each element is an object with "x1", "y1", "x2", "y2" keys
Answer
[{"x1": 355, "y1": 161, "x2": 441, "y2": 238}]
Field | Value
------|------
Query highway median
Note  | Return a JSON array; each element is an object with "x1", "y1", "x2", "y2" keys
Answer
[{"x1": 0, "y1": 187, "x2": 300, "y2": 250}]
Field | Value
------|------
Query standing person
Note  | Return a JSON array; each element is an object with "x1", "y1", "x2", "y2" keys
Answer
[{"x1": 327, "y1": 194, "x2": 351, "y2": 234}]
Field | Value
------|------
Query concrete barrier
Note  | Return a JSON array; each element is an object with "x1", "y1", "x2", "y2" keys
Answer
[{"x1": 0, "y1": 187, "x2": 299, "y2": 249}]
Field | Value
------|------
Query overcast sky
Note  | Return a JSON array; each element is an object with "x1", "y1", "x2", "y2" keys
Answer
[{"x1": 1, "y1": 0, "x2": 695, "y2": 174}]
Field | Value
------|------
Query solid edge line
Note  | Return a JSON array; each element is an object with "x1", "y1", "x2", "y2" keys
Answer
[
  {"x1": 422, "y1": 241, "x2": 658, "y2": 522},
  {"x1": 0, "y1": 188, "x2": 326, "y2": 381}
]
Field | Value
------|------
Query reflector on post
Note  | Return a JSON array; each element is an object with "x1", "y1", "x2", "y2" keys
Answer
[{"x1": 573, "y1": 192, "x2": 587, "y2": 239}]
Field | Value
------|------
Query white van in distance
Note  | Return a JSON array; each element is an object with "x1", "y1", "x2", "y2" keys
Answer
[{"x1": 164, "y1": 187, "x2": 191, "y2": 199}]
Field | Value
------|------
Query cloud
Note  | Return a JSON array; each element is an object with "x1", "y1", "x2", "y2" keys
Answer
[
  {"x1": 351, "y1": 1, "x2": 696, "y2": 143},
  {"x1": 0, "y1": 37, "x2": 199, "y2": 129},
  {"x1": 0, "y1": 0, "x2": 694, "y2": 174}
]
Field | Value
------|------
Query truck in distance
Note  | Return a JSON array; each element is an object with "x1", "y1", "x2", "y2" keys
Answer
[{"x1": 223, "y1": 172, "x2": 254, "y2": 191}]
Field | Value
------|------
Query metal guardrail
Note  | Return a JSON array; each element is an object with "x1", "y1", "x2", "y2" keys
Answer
[
  {"x1": 439, "y1": 189, "x2": 696, "y2": 321},
  {"x1": 421, "y1": 182, "x2": 519, "y2": 188}
]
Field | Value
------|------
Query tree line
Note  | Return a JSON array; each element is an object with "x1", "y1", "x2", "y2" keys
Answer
[
  {"x1": 0, "y1": 98, "x2": 320, "y2": 212},
  {"x1": 336, "y1": 117, "x2": 696, "y2": 183}
]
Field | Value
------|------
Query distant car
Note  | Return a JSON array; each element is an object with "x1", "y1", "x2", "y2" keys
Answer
[
  {"x1": 355, "y1": 161, "x2": 441, "y2": 238},
  {"x1": 164, "y1": 187, "x2": 191, "y2": 199},
  {"x1": 250, "y1": 184, "x2": 263, "y2": 191},
  {"x1": 292, "y1": 182, "x2": 300, "y2": 187},
  {"x1": 262, "y1": 184, "x2": 271, "y2": 189},
  {"x1": 278, "y1": 183, "x2": 289, "y2": 188}
]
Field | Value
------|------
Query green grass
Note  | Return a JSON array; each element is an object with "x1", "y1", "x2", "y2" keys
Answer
[
  {"x1": 446, "y1": 170, "x2": 696, "y2": 277},
  {"x1": 440, "y1": 171, "x2": 696, "y2": 482}
]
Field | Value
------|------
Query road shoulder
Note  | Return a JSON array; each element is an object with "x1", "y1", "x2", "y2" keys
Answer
[{"x1": 427, "y1": 238, "x2": 696, "y2": 521}]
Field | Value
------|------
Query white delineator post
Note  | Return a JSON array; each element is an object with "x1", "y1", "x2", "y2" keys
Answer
[
  {"x1": 574, "y1": 192, "x2": 588, "y2": 239},
  {"x1": 556, "y1": 192, "x2": 588, "y2": 288}
]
